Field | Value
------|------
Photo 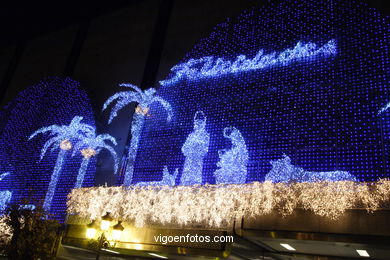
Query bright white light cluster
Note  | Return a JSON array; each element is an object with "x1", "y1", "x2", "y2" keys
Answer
[
  {"x1": 0, "y1": 172, "x2": 10, "y2": 181},
  {"x1": 0, "y1": 191, "x2": 12, "y2": 212},
  {"x1": 180, "y1": 111, "x2": 209, "y2": 185},
  {"x1": 160, "y1": 39, "x2": 337, "y2": 86},
  {"x1": 29, "y1": 116, "x2": 96, "y2": 211},
  {"x1": 265, "y1": 155, "x2": 357, "y2": 183},
  {"x1": 0, "y1": 173, "x2": 12, "y2": 211},
  {"x1": 0, "y1": 215, "x2": 11, "y2": 251},
  {"x1": 67, "y1": 179, "x2": 390, "y2": 229},
  {"x1": 214, "y1": 127, "x2": 248, "y2": 184},
  {"x1": 72, "y1": 134, "x2": 118, "y2": 188},
  {"x1": 379, "y1": 101, "x2": 390, "y2": 114},
  {"x1": 102, "y1": 84, "x2": 173, "y2": 186}
]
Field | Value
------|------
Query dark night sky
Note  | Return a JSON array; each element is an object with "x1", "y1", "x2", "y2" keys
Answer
[
  {"x1": 0, "y1": 0, "x2": 389, "y2": 46},
  {"x1": 0, "y1": 1, "x2": 140, "y2": 45}
]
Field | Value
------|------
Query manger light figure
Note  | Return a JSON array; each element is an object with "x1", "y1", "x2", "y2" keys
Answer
[
  {"x1": 214, "y1": 127, "x2": 248, "y2": 184},
  {"x1": 0, "y1": 172, "x2": 12, "y2": 211},
  {"x1": 180, "y1": 111, "x2": 210, "y2": 185},
  {"x1": 29, "y1": 116, "x2": 95, "y2": 211},
  {"x1": 136, "y1": 166, "x2": 178, "y2": 186},
  {"x1": 103, "y1": 84, "x2": 173, "y2": 186},
  {"x1": 73, "y1": 133, "x2": 118, "y2": 188},
  {"x1": 264, "y1": 154, "x2": 357, "y2": 183}
]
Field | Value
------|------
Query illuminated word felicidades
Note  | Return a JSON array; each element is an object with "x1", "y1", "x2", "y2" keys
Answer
[
  {"x1": 0, "y1": 172, "x2": 10, "y2": 181},
  {"x1": 378, "y1": 101, "x2": 390, "y2": 114},
  {"x1": 160, "y1": 39, "x2": 337, "y2": 86}
]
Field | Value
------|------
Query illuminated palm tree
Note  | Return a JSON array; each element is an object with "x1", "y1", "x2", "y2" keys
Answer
[
  {"x1": 103, "y1": 83, "x2": 172, "y2": 186},
  {"x1": 72, "y1": 133, "x2": 118, "y2": 188},
  {"x1": 29, "y1": 116, "x2": 94, "y2": 211}
]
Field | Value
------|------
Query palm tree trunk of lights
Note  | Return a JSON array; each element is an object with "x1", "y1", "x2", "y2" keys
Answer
[
  {"x1": 123, "y1": 112, "x2": 145, "y2": 186},
  {"x1": 43, "y1": 149, "x2": 67, "y2": 211},
  {"x1": 75, "y1": 157, "x2": 90, "y2": 188}
]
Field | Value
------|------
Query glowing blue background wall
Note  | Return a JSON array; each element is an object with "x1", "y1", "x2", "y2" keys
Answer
[
  {"x1": 132, "y1": 0, "x2": 390, "y2": 184},
  {"x1": 0, "y1": 77, "x2": 96, "y2": 220}
]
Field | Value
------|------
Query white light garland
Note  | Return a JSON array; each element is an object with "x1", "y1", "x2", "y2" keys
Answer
[
  {"x1": 67, "y1": 180, "x2": 390, "y2": 229},
  {"x1": 0, "y1": 215, "x2": 11, "y2": 252}
]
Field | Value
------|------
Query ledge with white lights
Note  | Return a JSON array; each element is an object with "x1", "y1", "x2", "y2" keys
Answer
[{"x1": 66, "y1": 180, "x2": 390, "y2": 230}]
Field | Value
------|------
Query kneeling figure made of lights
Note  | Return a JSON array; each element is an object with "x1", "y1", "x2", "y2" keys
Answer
[{"x1": 214, "y1": 127, "x2": 249, "y2": 184}]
